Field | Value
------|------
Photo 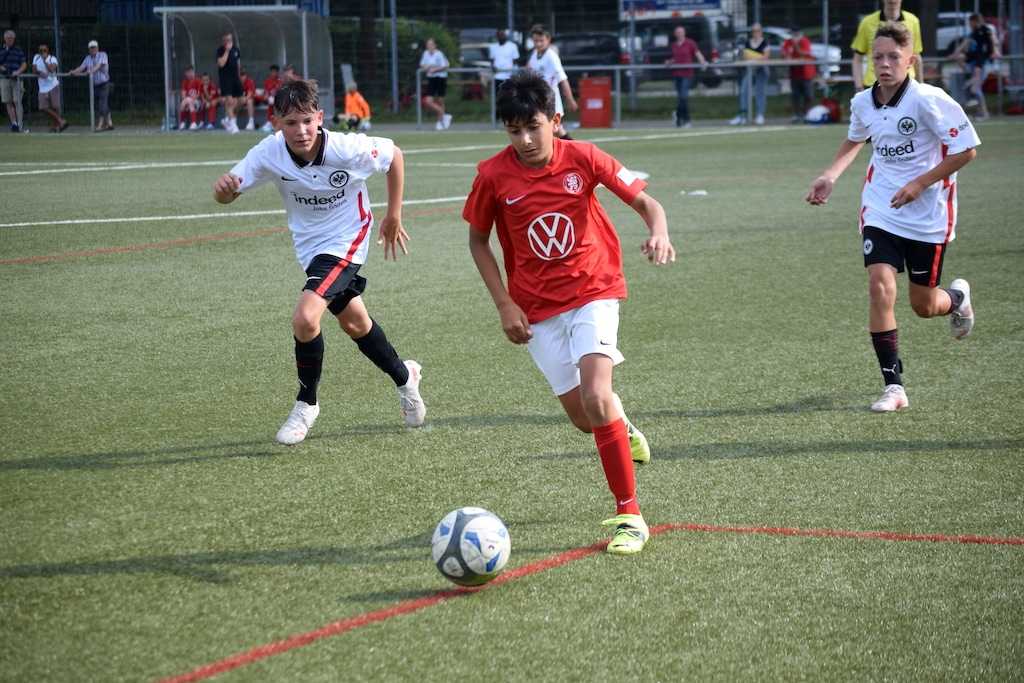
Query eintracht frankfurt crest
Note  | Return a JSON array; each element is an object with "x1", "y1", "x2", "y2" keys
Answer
[{"x1": 528, "y1": 212, "x2": 575, "y2": 261}]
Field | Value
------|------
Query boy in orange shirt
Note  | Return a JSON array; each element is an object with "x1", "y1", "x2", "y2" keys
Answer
[{"x1": 333, "y1": 80, "x2": 371, "y2": 131}]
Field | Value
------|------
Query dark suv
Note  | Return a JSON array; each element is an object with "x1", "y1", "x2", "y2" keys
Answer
[
  {"x1": 551, "y1": 31, "x2": 648, "y2": 89},
  {"x1": 619, "y1": 15, "x2": 735, "y2": 87}
]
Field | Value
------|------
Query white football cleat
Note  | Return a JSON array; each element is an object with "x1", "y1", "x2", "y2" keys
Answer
[
  {"x1": 949, "y1": 279, "x2": 974, "y2": 339},
  {"x1": 276, "y1": 400, "x2": 320, "y2": 445},
  {"x1": 398, "y1": 361, "x2": 426, "y2": 427},
  {"x1": 871, "y1": 384, "x2": 908, "y2": 412}
]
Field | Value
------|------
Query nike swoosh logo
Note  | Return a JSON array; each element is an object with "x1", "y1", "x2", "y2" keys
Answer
[
  {"x1": 910, "y1": 269, "x2": 929, "y2": 276},
  {"x1": 306, "y1": 277, "x2": 322, "y2": 282},
  {"x1": 281, "y1": 176, "x2": 299, "y2": 181},
  {"x1": 505, "y1": 195, "x2": 526, "y2": 204}
]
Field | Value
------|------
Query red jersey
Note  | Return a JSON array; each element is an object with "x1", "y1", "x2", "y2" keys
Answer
[
  {"x1": 463, "y1": 139, "x2": 646, "y2": 323},
  {"x1": 180, "y1": 76, "x2": 202, "y2": 101},
  {"x1": 263, "y1": 75, "x2": 281, "y2": 96},
  {"x1": 242, "y1": 75, "x2": 256, "y2": 97},
  {"x1": 781, "y1": 36, "x2": 817, "y2": 81},
  {"x1": 202, "y1": 81, "x2": 221, "y2": 103}
]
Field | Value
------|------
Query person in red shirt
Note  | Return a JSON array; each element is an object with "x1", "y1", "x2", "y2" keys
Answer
[
  {"x1": 260, "y1": 64, "x2": 282, "y2": 131},
  {"x1": 199, "y1": 72, "x2": 222, "y2": 129},
  {"x1": 239, "y1": 68, "x2": 257, "y2": 130},
  {"x1": 781, "y1": 25, "x2": 818, "y2": 123},
  {"x1": 177, "y1": 64, "x2": 203, "y2": 130},
  {"x1": 463, "y1": 69, "x2": 674, "y2": 556},
  {"x1": 664, "y1": 25, "x2": 708, "y2": 128}
]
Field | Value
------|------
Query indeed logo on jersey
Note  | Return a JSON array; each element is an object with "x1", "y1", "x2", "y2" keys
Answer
[
  {"x1": 875, "y1": 139, "x2": 915, "y2": 161},
  {"x1": 291, "y1": 189, "x2": 346, "y2": 210}
]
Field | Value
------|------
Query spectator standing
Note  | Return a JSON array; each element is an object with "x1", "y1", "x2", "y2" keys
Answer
[
  {"x1": 261, "y1": 64, "x2": 282, "y2": 132},
  {"x1": 489, "y1": 29, "x2": 520, "y2": 92},
  {"x1": 419, "y1": 38, "x2": 451, "y2": 130},
  {"x1": 851, "y1": 0, "x2": 923, "y2": 91},
  {"x1": 665, "y1": 25, "x2": 707, "y2": 128},
  {"x1": 239, "y1": 68, "x2": 257, "y2": 130},
  {"x1": 33, "y1": 43, "x2": 67, "y2": 132},
  {"x1": 951, "y1": 13, "x2": 1000, "y2": 121},
  {"x1": 216, "y1": 32, "x2": 242, "y2": 134},
  {"x1": 730, "y1": 24, "x2": 770, "y2": 125},
  {"x1": 527, "y1": 24, "x2": 578, "y2": 140},
  {"x1": 177, "y1": 64, "x2": 202, "y2": 130},
  {"x1": 1, "y1": 30, "x2": 27, "y2": 132},
  {"x1": 807, "y1": 22, "x2": 978, "y2": 413},
  {"x1": 70, "y1": 40, "x2": 112, "y2": 132},
  {"x1": 781, "y1": 25, "x2": 817, "y2": 123}
]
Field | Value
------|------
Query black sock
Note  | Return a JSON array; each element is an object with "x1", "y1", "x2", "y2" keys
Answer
[
  {"x1": 353, "y1": 319, "x2": 409, "y2": 386},
  {"x1": 871, "y1": 329, "x2": 902, "y2": 386},
  {"x1": 945, "y1": 287, "x2": 964, "y2": 314},
  {"x1": 295, "y1": 333, "x2": 325, "y2": 405}
]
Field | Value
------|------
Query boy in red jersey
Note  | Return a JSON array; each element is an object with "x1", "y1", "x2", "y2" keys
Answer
[
  {"x1": 199, "y1": 72, "x2": 222, "y2": 129},
  {"x1": 463, "y1": 69, "x2": 674, "y2": 555},
  {"x1": 177, "y1": 64, "x2": 202, "y2": 130},
  {"x1": 239, "y1": 68, "x2": 257, "y2": 130},
  {"x1": 261, "y1": 64, "x2": 282, "y2": 132}
]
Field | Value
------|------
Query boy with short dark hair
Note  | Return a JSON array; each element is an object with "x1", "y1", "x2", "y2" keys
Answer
[
  {"x1": 463, "y1": 69, "x2": 674, "y2": 554},
  {"x1": 807, "y1": 21, "x2": 979, "y2": 412},
  {"x1": 214, "y1": 78, "x2": 425, "y2": 444}
]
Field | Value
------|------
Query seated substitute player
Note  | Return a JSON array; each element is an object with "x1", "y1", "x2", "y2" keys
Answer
[
  {"x1": 239, "y1": 68, "x2": 257, "y2": 130},
  {"x1": 199, "y1": 72, "x2": 222, "y2": 129},
  {"x1": 213, "y1": 78, "x2": 426, "y2": 444},
  {"x1": 463, "y1": 69, "x2": 675, "y2": 555},
  {"x1": 807, "y1": 21, "x2": 978, "y2": 412},
  {"x1": 177, "y1": 64, "x2": 202, "y2": 130},
  {"x1": 333, "y1": 80, "x2": 371, "y2": 132}
]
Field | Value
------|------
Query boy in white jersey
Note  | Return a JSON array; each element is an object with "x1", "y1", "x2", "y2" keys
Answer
[
  {"x1": 213, "y1": 78, "x2": 425, "y2": 444},
  {"x1": 464, "y1": 70, "x2": 674, "y2": 554},
  {"x1": 807, "y1": 22, "x2": 979, "y2": 412},
  {"x1": 527, "y1": 25, "x2": 578, "y2": 140}
]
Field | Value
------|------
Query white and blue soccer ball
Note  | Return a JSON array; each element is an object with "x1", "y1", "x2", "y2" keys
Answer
[{"x1": 430, "y1": 507, "x2": 511, "y2": 586}]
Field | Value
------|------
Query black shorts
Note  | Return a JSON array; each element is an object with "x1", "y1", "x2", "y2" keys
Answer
[
  {"x1": 862, "y1": 226, "x2": 947, "y2": 287},
  {"x1": 425, "y1": 77, "x2": 447, "y2": 98},
  {"x1": 303, "y1": 255, "x2": 367, "y2": 315},
  {"x1": 790, "y1": 78, "x2": 814, "y2": 102},
  {"x1": 220, "y1": 76, "x2": 243, "y2": 98}
]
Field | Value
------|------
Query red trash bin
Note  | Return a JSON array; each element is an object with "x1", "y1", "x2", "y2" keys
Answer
[{"x1": 578, "y1": 77, "x2": 611, "y2": 128}]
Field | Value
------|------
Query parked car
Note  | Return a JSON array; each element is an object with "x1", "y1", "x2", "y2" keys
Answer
[
  {"x1": 459, "y1": 43, "x2": 494, "y2": 87},
  {"x1": 619, "y1": 15, "x2": 735, "y2": 87},
  {"x1": 733, "y1": 26, "x2": 842, "y2": 79},
  {"x1": 551, "y1": 31, "x2": 648, "y2": 89},
  {"x1": 936, "y1": 11, "x2": 1004, "y2": 55}
]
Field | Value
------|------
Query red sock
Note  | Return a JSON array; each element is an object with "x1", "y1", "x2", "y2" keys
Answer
[{"x1": 593, "y1": 419, "x2": 640, "y2": 516}]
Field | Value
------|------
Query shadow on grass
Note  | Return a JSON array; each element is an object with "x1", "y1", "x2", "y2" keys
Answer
[{"x1": 0, "y1": 533, "x2": 434, "y2": 583}]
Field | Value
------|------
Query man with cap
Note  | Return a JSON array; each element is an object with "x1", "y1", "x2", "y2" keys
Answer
[{"x1": 70, "y1": 39, "x2": 113, "y2": 131}]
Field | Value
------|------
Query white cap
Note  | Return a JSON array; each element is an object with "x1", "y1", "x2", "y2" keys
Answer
[{"x1": 88, "y1": 40, "x2": 99, "y2": 48}]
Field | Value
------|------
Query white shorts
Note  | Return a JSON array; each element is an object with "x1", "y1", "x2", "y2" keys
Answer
[{"x1": 526, "y1": 299, "x2": 624, "y2": 396}]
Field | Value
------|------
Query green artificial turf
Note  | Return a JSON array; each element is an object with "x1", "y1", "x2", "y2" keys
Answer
[{"x1": 1, "y1": 120, "x2": 1022, "y2": 682}]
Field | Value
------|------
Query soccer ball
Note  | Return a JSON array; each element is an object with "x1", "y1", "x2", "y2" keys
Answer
[{"x1": 430, "y1": 507, "x2": 511, "y2": 586}]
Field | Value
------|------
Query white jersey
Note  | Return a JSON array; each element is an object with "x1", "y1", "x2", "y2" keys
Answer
[
  {"x1": 489, "y1": 41, "x2": 520, "y2": 80},
  {"x1": 32, "y1": 53, "x2": 59, "y2": 94},
  {"x1": 528, "y1": 48, "x2": 568, "y2": 115},
  {"x1": 419, "y1": 49, "x2": 449, "y2": 78},
  {"x1": 848, "y1": 77, "x2": 980, "y2": 244},
  {"x1": 230, "y1": 128, "x2": 395, "y2": 269}
]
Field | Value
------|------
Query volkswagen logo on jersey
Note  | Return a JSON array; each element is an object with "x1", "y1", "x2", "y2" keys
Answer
[
  {"x1": 330, "y1": 170, "x2": 350, "y2": 188},
  {"x1": 898, "y1": 117, "x2": 917, "y2": 135},
  {"x1": 528, "y1": 212, "x2": 575, "y2": 261},
  {"x1": 562, "y1": 173, "x2": 584, "y2": 195}
]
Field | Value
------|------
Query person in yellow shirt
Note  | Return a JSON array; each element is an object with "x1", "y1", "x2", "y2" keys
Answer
[
  {"x1": 851, "y1": 0, "x2": 923, "y2": 91},
  {"x1": 333, "y1": 80, "x2": 371, "y2": 131}
]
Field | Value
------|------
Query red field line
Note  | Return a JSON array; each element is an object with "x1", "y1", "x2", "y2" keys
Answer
[
  {"x1": 156, "y1": 523, "x2": 1022, "y2": 683},
  {"x1": 0, "y1": 229, "x2": 288, "y2": 265}
]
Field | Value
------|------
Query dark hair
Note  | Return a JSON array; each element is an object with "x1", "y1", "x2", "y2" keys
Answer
[
  {"x1": 274, "y1": 78, "x2": 320, "y2": 117},
  {"x1": 874, "y1": 20, "x2": 912, "y2": 48},
  {"x1": 530, "y1": 24, "x2": 551, "y2": 38},
  {"x1": 495, "y1": 69, "x2": 555, "y2": 124}
]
